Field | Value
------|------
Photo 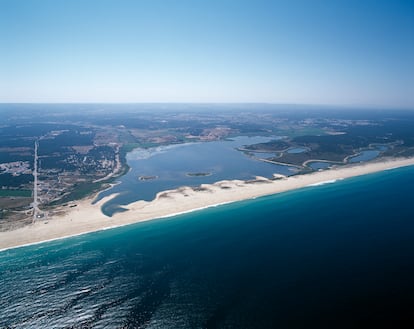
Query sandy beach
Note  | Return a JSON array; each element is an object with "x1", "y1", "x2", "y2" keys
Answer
[{"x1": 1, "y1": 157, "x2": 414, "y2": 252}]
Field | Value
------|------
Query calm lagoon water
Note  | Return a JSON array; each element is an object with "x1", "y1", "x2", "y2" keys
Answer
[
  {"x1": 307, "y1": 161, "x2": 334, "y2": 170},
  {"x1": 97, "y1": 136, "x2": 297, "y2": 215},
  {"x1": 349, "y1": 150, "x2": 381, "y2": 163},
  {"x1": 375, "y1": 145, "x2": 388, "y2": 151},
  {"x1": 1, "y1": 166, "x2": 413, "y2": 328},
  {"x1": 245, "y1": 151, "x2": 276, "y2": 159},
  {"x1": 287, "y1": 146, "x2": 309, "y2": 154},
  {"x1": 348, "y1": 145, "x2": 388, "y2": 164},
  {"x1": 308, "y1": 144, "x2": 389, "y2": 169}
]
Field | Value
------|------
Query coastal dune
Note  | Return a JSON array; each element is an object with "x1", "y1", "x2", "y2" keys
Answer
[{"x1": 1, "y1": 157, "x2": 414, "y2": 251}]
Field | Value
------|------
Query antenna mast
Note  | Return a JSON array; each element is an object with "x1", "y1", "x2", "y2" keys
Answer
[{"x1": 32, "y1": 140, "x2": 40, "y2": 223}]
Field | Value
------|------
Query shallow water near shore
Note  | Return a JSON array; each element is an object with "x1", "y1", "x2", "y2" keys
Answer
[{"x1": 1, "y1": 166, "x2": 414, "y2": 328}]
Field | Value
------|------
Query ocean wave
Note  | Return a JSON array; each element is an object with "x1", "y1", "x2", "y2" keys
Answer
[{"x1": 306, "y1": 178, "x2": 344, "y2": 187}]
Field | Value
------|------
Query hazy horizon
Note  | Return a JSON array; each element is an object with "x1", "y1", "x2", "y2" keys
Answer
[{"x1": 0, "y1": 102, "x2": 413, "y2": 111}]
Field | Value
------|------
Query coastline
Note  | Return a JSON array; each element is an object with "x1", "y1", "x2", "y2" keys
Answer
[{"x1": 1, "y1": 157, "x2": 414, "y2": 252}]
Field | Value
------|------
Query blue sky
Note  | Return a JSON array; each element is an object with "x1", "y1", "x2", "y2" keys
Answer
[{"x1": 0, "y1": 0, "x2": 413, "y2": 107}]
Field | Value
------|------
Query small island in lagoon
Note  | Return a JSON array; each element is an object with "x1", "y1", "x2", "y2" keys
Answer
[
  {"x1": 186, "y1": 172, "x2": 212, "y2": 177},
  {"x1": 138, "y1": 175, "x2": 158, "y2": 181}
]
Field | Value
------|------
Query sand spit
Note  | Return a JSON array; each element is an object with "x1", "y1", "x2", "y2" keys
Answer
[{"x1": 1, "y1": 157, "x2": 414, "y2": 252}]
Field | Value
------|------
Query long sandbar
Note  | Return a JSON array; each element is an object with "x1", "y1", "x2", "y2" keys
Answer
[{"x1": 1, "y1": 157, "x2": 414, "y2": 252}]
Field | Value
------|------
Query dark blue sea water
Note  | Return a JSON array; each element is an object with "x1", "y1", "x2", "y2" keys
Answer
[{"x1": 1, "y1": 166, "x2": 414, "y2": 328}]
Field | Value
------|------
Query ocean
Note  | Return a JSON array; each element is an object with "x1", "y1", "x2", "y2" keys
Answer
[{"x1": 1, "y1": 166, "x2": 414, "y2": 328}]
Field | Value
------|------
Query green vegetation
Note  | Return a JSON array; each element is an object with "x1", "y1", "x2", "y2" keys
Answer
[
  {"x1": 121, "y1": 143, "x2": 142, "y2": 153},
  {"x1": 246, "y1": 140, "x2": 290, "y2": 151},
  {"x1": 0, "y1": 189, "x2": 32, "y2": 197},
  {"x1": 50, "y1": 181, "x2": 104, "y2": 205}
]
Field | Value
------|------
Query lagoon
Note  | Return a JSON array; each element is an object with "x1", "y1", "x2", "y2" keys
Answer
[
  {"x1": 287, "y1": 146, "x2": 309, "y2": 154},
  {"x1": 349, "y1": 150, "x2": 381, "y2": 163},
  {"x1": 307, "y1": 161, "x2": 334, "y2": 170},
  {"x1": 96, "y1": 136, "x2": 297, "y2": 216}
]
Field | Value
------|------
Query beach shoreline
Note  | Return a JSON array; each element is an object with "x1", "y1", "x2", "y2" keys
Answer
[{"x1": 1, "y1": 157, "x2": 414, "y2": 252}]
